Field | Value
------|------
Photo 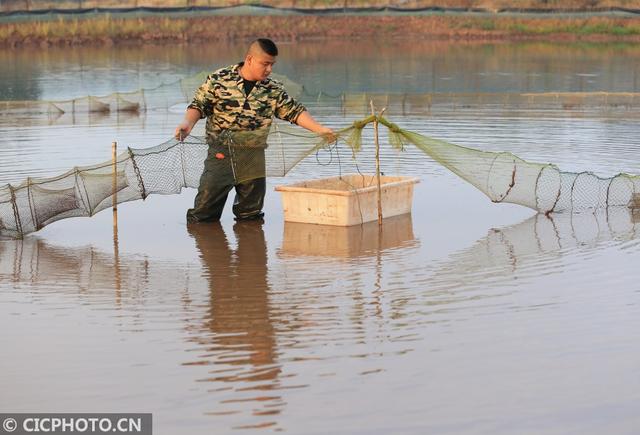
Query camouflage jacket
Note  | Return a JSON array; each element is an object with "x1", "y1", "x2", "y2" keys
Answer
[{"x1": 188, "y1": 63, "x2": 306, "y2": 146}]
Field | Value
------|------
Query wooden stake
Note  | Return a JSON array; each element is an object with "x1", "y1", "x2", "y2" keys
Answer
[
  {"x1": 112, "y1": 141, "x2": 118, "y2": 207},
  {"x1": 370, "y1": 101, "x2": 383, "y2": 227},
  {"x1": 112, "y1": 141, "x2": 121, "y2": 302},
  {"x1": 112, "y1": 141, "x2": 118, "y2": 230}
]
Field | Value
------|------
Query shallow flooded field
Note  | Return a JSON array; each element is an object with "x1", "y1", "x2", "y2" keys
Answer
[{"x1": 1, "y1": 41, "x2": 640, "y2": 434}]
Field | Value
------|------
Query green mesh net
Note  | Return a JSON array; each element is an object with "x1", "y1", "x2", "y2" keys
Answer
[
  {"x1": 2, "y1": 67, "x2": 640, "y2": 238},
  {"x1": 303, "y1": 90, "x2": 640, "y2": 116},
  {"x1": 2, "y1": 86, "x2": 639, "y2": 119},
  {"x1": 0, "y1": 71, "x2": 302, "y2": 116},
  {"x1": 2, "y1": 115, "x2": 640, "y2": 238},
  {"x1": 0, "y1": 123, "x2": 326, "y2": 238},
  {"x1": 350, "y1": 116, "x2": 640, "y2": 215}
]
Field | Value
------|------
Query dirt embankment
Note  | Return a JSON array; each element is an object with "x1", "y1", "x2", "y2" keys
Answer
[{"x1": 2, "y1": 14, "x2": 640, "y2": 47}]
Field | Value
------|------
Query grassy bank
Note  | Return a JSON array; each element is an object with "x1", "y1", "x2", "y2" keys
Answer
[
  {"x1": 2, "y1": 0, "x2": 640, "y2": 13},
  {"x1": 2, "y1": 14, "x2": 640, "y2": 47}
]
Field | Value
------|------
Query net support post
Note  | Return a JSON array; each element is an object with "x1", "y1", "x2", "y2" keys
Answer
[
  {"x1": 370, "y1": 101, "x2": 384, "y2": 228},
  {"x1": 631, "y1": 193, "x2": 640, "y2": 209},
  {"x1": 111, "y1": 141, "x2": 121, "y2": 298},
  {"x1": 112, "y1": 141, "x2": 118, "y2": 232}
]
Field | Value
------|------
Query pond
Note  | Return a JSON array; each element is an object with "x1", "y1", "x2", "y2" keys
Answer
[{"x1": 1, "y1": 40, "x2": 639, "y2": 434}]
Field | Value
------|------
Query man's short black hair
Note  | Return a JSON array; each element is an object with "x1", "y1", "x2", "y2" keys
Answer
[{"x1": 256, "y1": 38, "x2": 278, "y2": 56}]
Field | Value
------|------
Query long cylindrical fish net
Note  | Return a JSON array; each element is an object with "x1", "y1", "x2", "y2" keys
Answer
[
  {"x1": 2, "y1": 84, "x2": 638, "y2": 118},
  {"x1": 305, "y1": 90, "x2": 640, "y2": 115},
  {"x1": 363, "y1": 115, "x2": 640, "y2": 215},
  {"x1": 373, "y1": 116, "x2": 640, "y2": 215},
  {"x1": 0, "y1": 123, "x2": 325, "y2": 238},
  {"x1": 2, "y1": 116, "x2": 640, "y2": 238},
  {"x1": 0, "y1": 71, "x2": 303, "y2": 115}
]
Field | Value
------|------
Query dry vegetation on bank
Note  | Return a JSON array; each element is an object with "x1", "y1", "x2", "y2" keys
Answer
[
  {"x1": 2, "y1": 0, "x2": 640, "y2": 12},
  {"x1": 1, "y1": 14, "x2": 640, "y2": 47}
]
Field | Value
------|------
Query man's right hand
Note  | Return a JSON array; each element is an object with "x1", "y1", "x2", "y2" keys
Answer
[
  {"x1": 174, "y1": 122, "x2": 193, "y2": 142},
  {"x1": 175, "y1": 108, "x2": 203, "y2": 141}
]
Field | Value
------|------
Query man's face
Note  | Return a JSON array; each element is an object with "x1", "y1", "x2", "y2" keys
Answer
[{"x1": 246, "y1": 52, "x2": 276, "y2": 81}]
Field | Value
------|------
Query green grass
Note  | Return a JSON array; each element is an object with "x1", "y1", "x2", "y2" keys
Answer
[
  {"x1": 481, "y1": 18, "x2": 640, "y2": 36},
  {"x1": 479, "y1": 19, "x2": 497, "y2": 31},
  {"x1": 0, "y1": 15, "x2": 192, "y2": 40}
]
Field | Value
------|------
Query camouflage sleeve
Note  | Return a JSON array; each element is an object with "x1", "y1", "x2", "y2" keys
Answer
[
  {"x1": 274, "y1": 86, "x2": 307, "y2": 124},
  {"x1": 187, "y1": 74, "x2": 217, "y2": 119}
]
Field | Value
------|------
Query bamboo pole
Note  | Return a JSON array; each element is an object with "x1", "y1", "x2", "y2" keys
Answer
[
  {"x1": 112, "y1": 141, "x2": 121, "y2": 303},
  {"x1": 370, "y1": 101, "x2": 383, "y2": 227},
  {"x1": 112, "y1": 141, "x2": 118, "y2": 231},
  {"x1": 112, "y1": 141, "x2": 118, "y2": 205}
]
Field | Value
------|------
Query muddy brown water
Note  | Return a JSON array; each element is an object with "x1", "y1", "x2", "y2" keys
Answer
[{"x1": 1, "y1": 40, "x2": 640, "y2": 434}]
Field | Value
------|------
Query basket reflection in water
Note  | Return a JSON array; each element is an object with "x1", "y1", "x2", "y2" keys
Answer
[{"x1": 279, "y1": 213, "x2": 417, "y2": 258}]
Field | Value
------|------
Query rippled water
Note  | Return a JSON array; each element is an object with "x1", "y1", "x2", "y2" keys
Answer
[{"x1": 1, "y1": 41, "x2": 640, "y2": 434}]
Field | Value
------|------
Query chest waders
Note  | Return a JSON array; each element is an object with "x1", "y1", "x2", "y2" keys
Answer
[{"x1": 187, "y1": 130, "x2": 266, "y2": 223}]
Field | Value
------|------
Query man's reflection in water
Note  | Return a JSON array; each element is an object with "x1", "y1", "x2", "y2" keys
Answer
[{"x1": 187, "y1": 221, "x2": 283, "y2": 422}]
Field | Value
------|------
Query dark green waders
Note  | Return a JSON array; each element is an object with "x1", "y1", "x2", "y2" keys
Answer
[{"x1": 187, "y1": 138, "x2": 266, "y2": 223}]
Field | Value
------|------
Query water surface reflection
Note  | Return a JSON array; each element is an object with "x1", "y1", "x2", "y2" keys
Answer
[
  {"x1": 426, "y1": 208, "x2": 640, "y2": 296},
  {"x1": 1, "y1": 200, "x2": 639, "y2": 432},
  {"x1": 280, "y1": 213, "x2": 417, "y2": 258},
  {"x1": 184, "y1": 221, "x2": 283, "y2": 430}
]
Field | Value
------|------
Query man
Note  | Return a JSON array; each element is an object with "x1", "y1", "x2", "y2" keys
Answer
[{"x1": 175, "y1": 38, "x2": 334, "y2": 223}]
